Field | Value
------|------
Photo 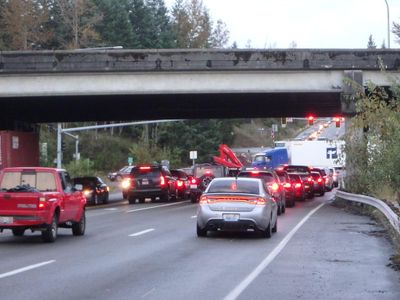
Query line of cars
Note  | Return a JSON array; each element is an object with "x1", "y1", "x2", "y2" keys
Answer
[{"x1": 195, "y1": 164, "x2": 339, "y2": 238}]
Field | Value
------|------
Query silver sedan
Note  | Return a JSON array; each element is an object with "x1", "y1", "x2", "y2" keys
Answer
[{"x1": 196, "y1": 177, "x2": 278, "y2": 238}]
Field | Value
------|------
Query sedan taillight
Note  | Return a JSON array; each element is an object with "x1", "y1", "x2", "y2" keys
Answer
[{"x1": 160, "y1": 176, "x2": 166, "y2": 186}]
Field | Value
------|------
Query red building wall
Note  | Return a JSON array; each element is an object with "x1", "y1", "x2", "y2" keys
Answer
[{"x1": 0, "y1": 131, "x2": 39, "y2": 169}]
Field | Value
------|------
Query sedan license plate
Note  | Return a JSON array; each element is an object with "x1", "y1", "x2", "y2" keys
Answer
[
  {"x1": 223, "y1": 213, "x2": 240, "y2": 222},
  {"x1": 190, "y1": 184, "x2": 197, "y2": 189},
  {"x1": 0, "y1": 216, "x2": 13, "y2": 225},
  {"x1": 141, "y1": 179, "x2": 149, "y2": 185}
]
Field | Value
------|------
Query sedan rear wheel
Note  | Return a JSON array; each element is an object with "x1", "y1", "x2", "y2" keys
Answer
[
  {"x1": 262, "y1": 220, "x2": 272, "y2": 239},
  {"x1": 272, "y1": 217, "x2": 278, "y2": 233},
  {"x1": 196, "y1": 224, "x2": 207, "y2": 237}
]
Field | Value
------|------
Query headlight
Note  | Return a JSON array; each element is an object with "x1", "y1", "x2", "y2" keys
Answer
[{"x1": 83, "y1": 190, "x2": 92, "y2": 197}]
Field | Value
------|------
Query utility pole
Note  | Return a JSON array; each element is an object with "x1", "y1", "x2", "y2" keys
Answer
[
  {"x1": 385, "y1": 0, "x2": 390, "y2": 48},
  {"x1": 57, "y1": 123, "x2": 62, "y2": 168}
]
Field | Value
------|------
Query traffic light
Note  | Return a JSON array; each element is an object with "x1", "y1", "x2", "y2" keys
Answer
[
  {"x1": 333, "y1": 116, "x2": 341, "y2": 128},
  {"x1": 307, "y1": 115, "x2": 315, "y2": 126},
  {"x1": 61, "y1": 140, "x2": 66, "y2": 152},
  {"x1": 281, "y1": 117, "x2": 287, "y2": 125}
]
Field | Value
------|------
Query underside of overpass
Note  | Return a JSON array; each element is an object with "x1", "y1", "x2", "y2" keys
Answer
[{"x1": 0, "y1": 91, "x2": 341, "y2": 129}]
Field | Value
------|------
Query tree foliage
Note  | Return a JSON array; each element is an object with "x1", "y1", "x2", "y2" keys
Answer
[
  {"x1": 0, "y1": 0, "x2": 52, "y2": 50},
  {"x1": 344, "y1": 80, "x2": 400, "y2": 202},
  {"x1": 171, "y1": 0, "x2": 229, "y2": 48},
  {"x1": 367, "y1": 34, "x2": 376, "y2": 49},
  {"x1": 393, "y1": 21, "x2": 400, "y2": 45}
]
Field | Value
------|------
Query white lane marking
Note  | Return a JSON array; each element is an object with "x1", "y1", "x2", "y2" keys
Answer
[
  {"x1": 0, "y1": 260, "x2": 56, "y2": 279},
  {"x1": 129, "y1": 228, "x2": 155, "y2": 237},
  {"x1": 141, "y1": 288, "x2": 156, "y2": 298},
  {"x1": 126, "y1": 201, "x2": 189, "y2": 213},
  {"x1": 224, "y1": 202, "x2": 326, "y2": 300},
  {"x1": 104, "y1": 208, "x2": 118, "y2": 211},
  {"x1": 191, "y1": 215, "x2": 197, "y2": 219}
]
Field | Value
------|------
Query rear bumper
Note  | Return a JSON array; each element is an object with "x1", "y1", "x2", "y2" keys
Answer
[
  {"x1": 0, "y1": 214, "x2": 48, "y2": 230},
  {"x1": 197, "y1": 205, "x2": 270, "y2": 232},
  {"x1": 128, "y1": 188, "x2": 168, "y2": 198}
]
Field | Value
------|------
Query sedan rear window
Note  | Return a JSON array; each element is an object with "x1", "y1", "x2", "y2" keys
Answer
[{"x1": 207, "y1": 180, "x2": 260, "y2": 194}]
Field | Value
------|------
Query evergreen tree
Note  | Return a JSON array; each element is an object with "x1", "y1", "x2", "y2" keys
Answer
[
  {"x1": 93, "y1": 0, "x2": 139, "y2": 48},
  {"x1": 393, "y1": 21, "x2": 400, "y2": 44},
  {"x1": 54, "y1": 0, "x2": 103, "y2": 49},
  {"x1": 367, "y1": 34, "x2": 376, "y2": 49}
]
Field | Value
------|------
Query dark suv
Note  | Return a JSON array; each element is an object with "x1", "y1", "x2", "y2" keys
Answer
[
  {"x1": 124, "y1": 165, "x2": 177, "y2": 204},
  {"x1": 282, "y1": 165, "x2": 315, "y2": 198},
  {"x1": 189, "y1": 163, "x2": 227, "y2": 203}
]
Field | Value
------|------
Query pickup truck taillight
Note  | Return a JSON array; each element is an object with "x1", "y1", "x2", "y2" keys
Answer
[
  {"x1": 176, "y1": 180, "x2": 184, "y2": 188},
  {"x1": 38, "y1": 197, "x2": 48, "y2": 209}
]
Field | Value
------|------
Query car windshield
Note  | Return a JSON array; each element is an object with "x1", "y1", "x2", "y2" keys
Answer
[
  {"x1": 73, "y1": 178, "x2": 97, "y2": 189},
  {"x1": 238, "y1": 172, "x2": 275, "y2": 183},
  {"x1": 207, "y1": 179, "x2": 260, "y2": 194},
  {"x1": 194, "y1": 166, "x2": 224, "y2": 178},
  {"x1": 0, "y1": 171, "x2": 57, "y2": 192}
]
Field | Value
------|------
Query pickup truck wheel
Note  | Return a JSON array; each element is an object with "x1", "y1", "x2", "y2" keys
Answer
[
  {"x1": 72, "y1": 210, "x2": 86, "y2": 236},
  {"x1": 12, "y1": 228, "x2": 25, "y2": 236},
  {"x1": 42, "y1": 214, "x2": 58, "y2": 243},
  {"x1": 139, "y1": 197, "x2": 145, "y2": 203}
]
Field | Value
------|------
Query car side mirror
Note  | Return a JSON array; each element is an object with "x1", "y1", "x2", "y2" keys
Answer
[{"x1": 74, "y1": 184, "x2": 83, "y2": 191}]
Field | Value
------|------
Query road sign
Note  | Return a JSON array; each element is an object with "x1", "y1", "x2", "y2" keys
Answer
[
  {"x1": 190, "y1": 151, "x2": 197, "y2": 160},
  {"x1": 128, "y1": 156, "x2": 133, "y2": 165}
]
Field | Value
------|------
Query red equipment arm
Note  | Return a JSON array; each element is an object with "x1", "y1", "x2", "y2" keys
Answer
[{"x1": 213, "y1": 144, "x2": 243, "y2": 168}]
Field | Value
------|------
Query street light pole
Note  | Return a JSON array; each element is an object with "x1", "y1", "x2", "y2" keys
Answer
[{"x1": 384, "y1": 0, "x2": 390, "y2": 48}]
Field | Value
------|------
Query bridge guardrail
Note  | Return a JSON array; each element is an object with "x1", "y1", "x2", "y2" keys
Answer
[{"x1": 336, "y1": 190, "x2": 400, "y2": 234}]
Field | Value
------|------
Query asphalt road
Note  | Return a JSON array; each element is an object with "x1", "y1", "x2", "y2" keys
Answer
[{"x1": 1, "y1": 190, "x2": 399, "y2": 300}]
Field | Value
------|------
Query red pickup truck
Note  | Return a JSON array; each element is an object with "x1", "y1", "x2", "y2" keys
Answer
[{"x1": 0, "y1": 167, "x2": 86, "y2": 242}]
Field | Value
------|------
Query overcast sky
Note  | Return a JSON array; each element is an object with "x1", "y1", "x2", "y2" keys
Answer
[{"x1": 164, "y1": 0, "x2": 400, "y2": 49}]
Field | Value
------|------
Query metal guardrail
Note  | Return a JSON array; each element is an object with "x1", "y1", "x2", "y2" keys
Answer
[{"x1": 336, "y1": 190, "x2": 400, "y2": 234}]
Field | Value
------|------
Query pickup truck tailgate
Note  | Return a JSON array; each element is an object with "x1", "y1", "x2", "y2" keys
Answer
[{"x1": 0, "y1": 193, "x2": 40, "y2": 211}]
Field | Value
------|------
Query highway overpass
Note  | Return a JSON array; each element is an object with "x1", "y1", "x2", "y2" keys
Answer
[{"x1": 0, "y1": 49, "x2": 399, "y2": 128}]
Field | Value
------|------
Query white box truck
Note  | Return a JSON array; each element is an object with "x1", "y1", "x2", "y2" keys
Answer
[{"x1": 274, "y1": 140, "x2": 345, "y2": 167}]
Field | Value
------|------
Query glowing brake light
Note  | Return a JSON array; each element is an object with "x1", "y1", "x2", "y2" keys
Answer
[
  {"x1": 205, "y1": 170, "x2": 212, "y2": 175},
  {"x1": 270, "y1": 182, "x2": 279, "y2": 192},
  {"x1": 317, "y1": 178, "x2": 323, "y2": 184},
  {"x1": 190, "y1": 178, "x2": 197, "y2": 184},
  {"x1": 160, "y1": 176, "x2": 166, "y2": 186},
  {"x1": 139, "y1": 166, "x2": 151, "y2": 171},
  {"x1": 251, "y1": 171, "x2": 260, "y2": 175},
  {"x1": 38, "y1": 197, "x2": 46, "y2": 209},
  {"x1": 295, "y1": 183, "x2": 302, "y2": 189},
  {"x1": 199, "y1": 195, "x2": 212, "y2": 204},
  {"x1": 177, "y1": 180, "x2": 184, "y2": 188},
  {"x1": 307, "y1": 177, "x2": 313, "y2": 182},
  {"x1": 283, "y1": 182, "x2": 291, "y2": 188}
]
